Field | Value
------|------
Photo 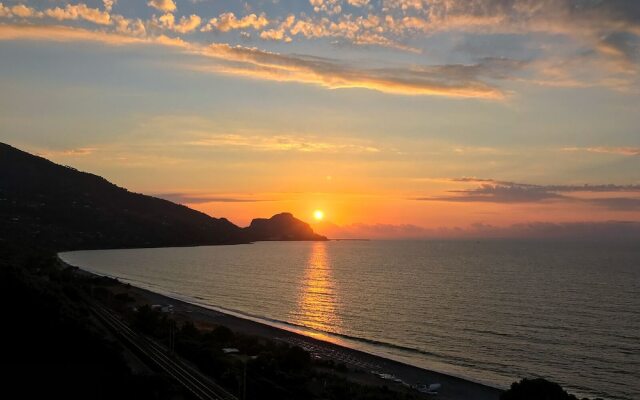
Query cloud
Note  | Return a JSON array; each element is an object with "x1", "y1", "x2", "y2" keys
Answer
[
  {"x1": 260, "y1": 28, "x2": 291, "y2": 42},
  {"x1": 316, "y1": 220, "x2": 640, "y2": 241},
  {"x1": 0, "y1": 24, "x2": 147, "y2": 45},
  {"x1": 347, "y1": 0, "x2": 370, "y2": 7},
  {"x1": 193, "y1": 44, "x2": 516, "y2": 98},
  {"x1": 0, "y1": 3, "x2": 44, "y2": 19},
  {"x1": 317, "y1": 221, "x2": 434, "y2": 239},
  {"x1": 419, "y1": 181, "x2": 566, "y2": 203},
  {"x1": 153, "y1": 13, "x2": 202, "y2": 33},
  {"x1": 35, "y1": 147, "x2": 97, "y2": 157},
  {"x1": 4, "y1": 0, "x2": 636, "y2": 95},
  {"x1": 186, "y1": 133, "x2": 381, "y2": 153},
  {"x1": 202, "y1": 12, "x2": 269, "y2": 32},
  {"x1": 0, "y1": 21, "x2": 520, "y2": 98},
  {"x1": 156, "y1": 193, "x2": 271, "y2": 204},
  {"x1": 417, "y1": 178, "x2": 640, "y2": 211},
  {"x1": 448, "y1": 178, "x2": 640, "y2": 193},
  {"x1": 309, "y1": 0, "x2": 342, "y2": 15},
  {"x1": 45, "y1": 4, "x2": 112, "y2": 25},
  {"x1": 472, "y1": 220, "x2": 640, "y2": 241},
  {"x1": 288, "y1": 14, "x2": 422, "y2": 53},
  {"x1": 562, "y1": 147, "x2": 640, "y2": 156},
  {"x1": 112, "y1": 15, "x2": 146, "y2": 36},
  {"x1": 259, "y1": 14, "x2": 295, "y2": 42},
  {"x1": 589, "y1": 198, "x2": 640, "y2": 211},
  {"x1": 10, "y1": 4, "x2": 41, "y2": 18},
  {"x1": 1, "y1": 0, "x2": 638, "y2": 86},
  {"x1": 147, "y1": 0, "x2": 176, "y2": 13},
  {"x1": 103, "y1": 0, "x2": 116, "y2": 13},
  {"x1": 174, "y1": 14, "x2": 202, "y2": 34}
]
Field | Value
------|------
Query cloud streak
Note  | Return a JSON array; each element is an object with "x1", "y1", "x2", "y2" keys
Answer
[
  {"x1": 156, "y1": 193, "x2": 271, "y2": 204},
  {"x1": 318, "y1": 220, "x2": 640, "y2": 241},
  {"x1": 35, "y1": 147, "x2": 97, "y2": 157},
  {"x1": 0, "y1": 23, "x2": 511, "y2": 98},
  {"x1": 417, "y1": 178, "x2": 640, "y2": 211},
  {"x1": 186, "y1": 133, "x2": 381, "y2": 153},
  {"x1": 193, "y1": 44, "x2": 515, "y2": 98},
  {"x1": 562, "y1": 147, "x2": 640, "y2": 156}
]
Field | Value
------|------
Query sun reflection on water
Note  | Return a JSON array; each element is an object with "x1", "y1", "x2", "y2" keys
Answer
[{"x1": 291, "y1": 242, "x2": 341, "y2": 338}]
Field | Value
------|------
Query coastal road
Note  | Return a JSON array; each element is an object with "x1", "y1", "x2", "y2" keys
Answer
[{"x1": 89, "y1": 302, "x2": 238, "y2": 400}]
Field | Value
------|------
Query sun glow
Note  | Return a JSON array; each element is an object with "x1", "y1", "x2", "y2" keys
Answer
[{"x1": 314, "y1": 210, "x2": 324, "y2": 221}]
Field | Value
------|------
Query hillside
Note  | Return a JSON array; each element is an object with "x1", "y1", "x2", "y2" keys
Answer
[
  {"x1": 0, "y1": 143, "x2": 325, "y2": 250},
  {"x1": 245, "y1": 213, "x2": 327, "y2": 241}
]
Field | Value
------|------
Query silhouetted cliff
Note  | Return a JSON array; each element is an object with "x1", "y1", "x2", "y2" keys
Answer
[
  {"x1": 244, "y1": 212, "x2": 327, "y2": 241},
  {"x1": 0, "y1": 143, "x2": 325, "y2": 250}
]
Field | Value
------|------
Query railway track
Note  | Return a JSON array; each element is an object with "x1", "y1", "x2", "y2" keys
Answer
[{"x1": 90, "y1": 302, "x2": 238, "y2": 400}]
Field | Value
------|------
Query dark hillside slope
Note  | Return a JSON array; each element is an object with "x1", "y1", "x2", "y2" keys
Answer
[{"x1": 0, "y1": 143, "x2": 245, "y2": 250}]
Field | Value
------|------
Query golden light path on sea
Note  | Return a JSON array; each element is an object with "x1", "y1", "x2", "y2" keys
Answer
[{"x1": 291, "y1": 242, "x2": 342, "y2": 340}]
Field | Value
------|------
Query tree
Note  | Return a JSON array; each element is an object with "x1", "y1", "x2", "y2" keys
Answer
[{"x1": 501, "y1": 378, "x2": 593, "y2": 400}]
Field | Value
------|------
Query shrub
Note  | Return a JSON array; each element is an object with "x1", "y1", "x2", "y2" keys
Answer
[{"x1": 501, "y1": 378, "x2": 592, "y2": 400}]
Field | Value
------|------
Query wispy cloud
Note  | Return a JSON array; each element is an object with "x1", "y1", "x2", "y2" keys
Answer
[
  {"x1": 186, "y1": 133, "x2": 381, "y2": 153},
  {"x1": 0, "y1": 23, "x2": 513, "y2": 99},
  {"x1": 0, "y1": 24, "x2": 147, "y2": 46},
  {"x1": 318, "y1": 220, "x2": 640, "y2": 241},
  {"x1": 418, "y1": 182, "x2": 566, "y2": 203},
  {"x1": 35, "y1": 147, "x2": 97, "y2": 157},
  {"x1": 589, "y1": 197, "x2": 640, "y2": 211},
  {"x1": 156, "y1": 193, "x2": 272, "y2": 204},
  {"x1": 448, "y1": 178, "x2": 640, "y2": 193},
  {"x1": 562, "y1": 146, "x2": 640, "y2": 156},
  {"x1": 192, "y1": 44, "x2": 516, "y2": 98},
  {"x1": 416, "y1": 178, "x2": 640, "y2": 211}
]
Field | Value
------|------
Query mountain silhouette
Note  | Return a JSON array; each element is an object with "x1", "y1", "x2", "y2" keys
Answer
[
  {"x1": 0, "y1": 142, "x2": 326, "y2": 250},
  {"x1": 245, "y1": 212, "x2": 327, "y2": 241}
]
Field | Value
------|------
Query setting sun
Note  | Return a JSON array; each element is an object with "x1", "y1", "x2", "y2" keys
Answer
[{"x1": 314, "y1": 210, "x2": 324, "y2": 221}]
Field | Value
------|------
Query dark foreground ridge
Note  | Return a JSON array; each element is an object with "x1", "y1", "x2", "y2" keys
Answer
[{"x1": 0, "y1": 142, "x2": 326, "y2": 251}]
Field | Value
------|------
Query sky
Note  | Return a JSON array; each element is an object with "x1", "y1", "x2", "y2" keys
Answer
[{"x1": 1, "y1": 0, "x2": 639, "y2": 238}]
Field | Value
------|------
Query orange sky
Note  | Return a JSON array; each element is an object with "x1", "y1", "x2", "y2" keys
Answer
[{"x1": 2, "y1": 0, "x2": 640, "y2": 238}]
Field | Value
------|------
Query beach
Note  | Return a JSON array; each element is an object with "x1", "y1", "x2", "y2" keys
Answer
[
  {"x1": 60, "y1": 240, "x2": 640, "y2": 400},
  {"x1": 85, "y1": 268, "x2": 503, "y2": 400}
]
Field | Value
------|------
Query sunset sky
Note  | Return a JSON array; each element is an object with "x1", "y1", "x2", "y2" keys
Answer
[{"x1": 1, "y1": 0, "x2": 639, "y2": 238}]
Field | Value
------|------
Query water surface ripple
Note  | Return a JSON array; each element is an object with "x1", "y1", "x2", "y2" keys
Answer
[{"x1": 60, "y1": 240, "x2": 640, "y2": 400}]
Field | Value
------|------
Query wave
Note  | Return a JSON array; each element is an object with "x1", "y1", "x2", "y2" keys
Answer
[
  {"x1": 97, "y1": 274, "x2": 505, "y2": 389},
  {"x1": 68, "y1": 261, "x2": 503, "y2": 388}
]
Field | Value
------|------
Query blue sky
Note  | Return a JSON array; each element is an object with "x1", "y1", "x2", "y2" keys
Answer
[{"x1": 1, "y1": 0, "x2": 639, "y2": 235}]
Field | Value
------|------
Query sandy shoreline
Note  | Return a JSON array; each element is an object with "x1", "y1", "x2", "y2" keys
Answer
[
  {"x1": 63, "y1": 257, "x2": 502, "y2": 400},
  {"x1": 97, "y1": 288, "x2": 502, "y2": 397}
]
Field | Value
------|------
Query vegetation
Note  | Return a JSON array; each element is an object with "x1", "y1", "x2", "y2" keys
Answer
[
  {"x1": 93, "y1": 282, "x2": 419, "y2": 400},
  {"x1": 0, "y1": 246, "x2": 183, "y2": 399},
  {"x1": 501, "y1": 378, "x2": 600, "y2": 400}
]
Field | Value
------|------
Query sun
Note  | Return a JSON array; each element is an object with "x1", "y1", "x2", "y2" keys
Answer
[{"x1": 313, "y1": 210, "x2": 324, "y2": 221}]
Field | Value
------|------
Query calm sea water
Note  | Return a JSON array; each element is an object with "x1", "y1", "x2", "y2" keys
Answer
[{"x1": 60, "y1": 240, "x2": 639, "y2": 400}]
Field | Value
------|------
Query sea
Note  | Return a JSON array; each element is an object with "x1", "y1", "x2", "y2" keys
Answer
[{"x1": 59, "y1": 240, "x2": 639, "y2": 400}]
